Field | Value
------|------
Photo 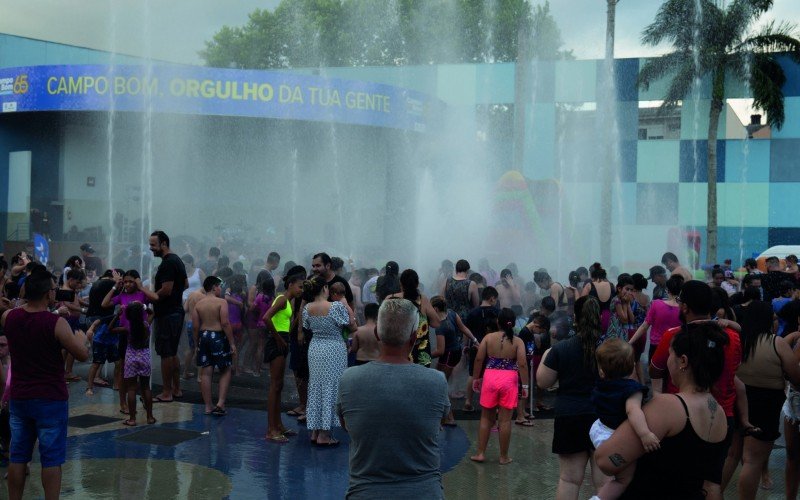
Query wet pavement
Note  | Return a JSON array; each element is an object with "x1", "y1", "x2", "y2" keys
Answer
[{"x1": 1, "y1": 359, "x2": 792, "y2": 499}]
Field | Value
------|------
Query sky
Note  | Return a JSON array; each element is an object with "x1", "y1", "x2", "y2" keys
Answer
[{"x1": 0, "y1": 0, "x2": 797, "y2": 64}]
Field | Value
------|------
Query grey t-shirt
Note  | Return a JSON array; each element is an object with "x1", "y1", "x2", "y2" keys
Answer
[{"x1": 337, "y1": 361, "x2": 450, "y2": 500}]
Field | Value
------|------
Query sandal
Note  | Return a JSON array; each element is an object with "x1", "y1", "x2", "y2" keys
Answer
[
  {"x1": 281, "y1": 429, "x2": 298, "y2": 436},
  {"x1": 515, "y1": 419, "x2": 534, "y2": 427},
  {"x1": 211, "y1": 406, "x2": 227, "y2": 416},
  {"x1": 266, "y1": 434, "x2": 289, "y2": 443}
]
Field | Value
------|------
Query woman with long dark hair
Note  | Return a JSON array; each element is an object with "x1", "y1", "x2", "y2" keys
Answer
[
  {"x1": 537, "y1": 296, "x2": 603, "y2": 499},
  {"x1": 581, "y1": 263, "x2": 614, "y2": 333},
  {"x1": 470, "y1": 308, "x2": 529, "y2": 465},
  {"x1": 724, "y1": 300, "x2": 800, "y2": 498},
  {"x1": 386, "y1": 269, "x2": 441, "y2": 367}
]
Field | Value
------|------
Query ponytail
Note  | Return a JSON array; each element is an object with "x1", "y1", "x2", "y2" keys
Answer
[{"x1": 499, "y1": 308, "x2": 516, "y2": 342}]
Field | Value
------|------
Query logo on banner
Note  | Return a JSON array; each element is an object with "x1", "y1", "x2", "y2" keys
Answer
[
  {"x1": 0, "y1": 75, "x2": 28, "y2": 96},
  {"x1": 33, "y1": 233, "x2": 49, "y2": 265}
]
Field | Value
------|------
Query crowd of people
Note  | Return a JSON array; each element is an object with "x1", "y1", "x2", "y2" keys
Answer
[{"x1": 2, "y1": 237, "x2": 800, "y2": 499}]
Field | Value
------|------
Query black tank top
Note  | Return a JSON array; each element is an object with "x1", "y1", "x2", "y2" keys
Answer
[
  {"x1": 445, "y1": 277, "x2": 471, "y2": 319},
  {"x1": 620, "y1": 395, "x2": 728, "y2": 499},
  {"x1": 589, "y1": 282, "x2": 613, "y2": 311}
]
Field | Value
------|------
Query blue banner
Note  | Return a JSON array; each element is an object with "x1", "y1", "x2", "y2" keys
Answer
[
  {"x1": 33, "y1": 233, "x2": 49, "y2": 265},
  {"x1": 0, "y1": 65, "x2": 435, "y2": 132}
]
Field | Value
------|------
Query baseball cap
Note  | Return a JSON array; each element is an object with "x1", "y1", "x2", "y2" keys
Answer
[{"x1": 80, "y1": 243, "x2": 95, "y2": 254}]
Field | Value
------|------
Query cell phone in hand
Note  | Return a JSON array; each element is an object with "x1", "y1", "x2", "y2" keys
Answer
[{"x1": 55, "y1": 289, "x2": 76, "y2": 302}]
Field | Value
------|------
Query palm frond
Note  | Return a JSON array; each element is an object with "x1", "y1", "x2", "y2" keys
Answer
[
  {"x1": 661, "y1": 60, "x2": 699, "y2": 107},
  {"x1": 641, "y1": 0, "x2": 697, "y2": 48},
  {"x1": 737, "y1": 20, "x2": 800, "y2": 61},
  {"x1": 638, "y1": 50, "x2": 693, "y2": 90},
  {"x1": 750, "y1": 53, "x2": 787, "y2": 128}
]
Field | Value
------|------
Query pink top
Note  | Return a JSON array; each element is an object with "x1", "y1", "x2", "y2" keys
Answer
[
  {"x1": 253, "y1": 293, "x2": 272, "y2": 328},
  {"x1": 644, "y1": 299, "x2": 681, "y2": 347},
  {"x1": 110, "y1": 291, "x2": 149, "y2": 329},
  {"x1": 227, "y1": 293, "x2": 244, "y2": 325}
]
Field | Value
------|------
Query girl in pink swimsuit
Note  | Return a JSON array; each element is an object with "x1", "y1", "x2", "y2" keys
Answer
[{"x1": 470, "y1": 308, "x2": 530, "y2": 465}]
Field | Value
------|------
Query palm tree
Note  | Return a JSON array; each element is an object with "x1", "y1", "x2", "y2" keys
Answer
[{"x1": 639, "y1": 0, "x2": 800, "y2": 264}]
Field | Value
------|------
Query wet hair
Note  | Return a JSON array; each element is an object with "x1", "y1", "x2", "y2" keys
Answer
[
  {"x1": 364, "y1": 302, "x2": 379, "y2": 321},
  {"x1": 615, "y1": 273, "x2": 633, "y2": 291},
  {"x1": 541, "y1": 296, "x2": 556, "y2": 312},
  {"x1": 126, "y1": 302, "x2": 149, "y2": 350},
  {"x1": 499, "y1": 308, "x2": 516, "y2": 342},
  {"x1": 671, "y1": 322, "x2": 729, "y2": 391},
  {"x1": 256, "y1": 270, "x2": 276, "y2": 297},
  {"x1": 470, "y1": 273, "x2": 485, "y2": 286},
  {"x1": 267, "y1": 252, "x2": 280, "y2": 264},
  {"x1": 568, "y1": 271, "x2": 580, "y2": 287},
  {"x1": 741, "y1": 300, "x2": 775, "y2": 363},
  {"x1": 203, "y1": 275, "x2": 222, "y2": 292},
  {"x1": 533, "y1": 314, "x2": 550, "y2": 333},
  {"x1": 500, "y1": 268, "x2": 512, "y2": 279},
  {"x1": 385, "y1": 261, "x2": 399, "y2": 275},
  {"x1": 150, "y1": 230, "x2": 170, "y2": 247},
  {"x1": 209, "y1": 247, "x2": 221, "y2": 258},
  {"x1": 313, "y1": 252, "x2": 332, "y2": 266},
  {"x1": 181, "y1": 254, "x2": 194, "y2": 266},
  {"x1": 283, "y1": 261, "x2": 298, "y2": 275},
  {"x1": 590, "y1": 263, "x2": 606, "y2": 280},
  {"x1": 124, "y1": 269, "x2": 141, "y2": 280},
  {"x1": 455, "y1": 259, "x2": 470, "y2": 273},
  {"x1": 576, "y1": 296, "x2": 601, "y2": 372},
  {"x1": 481, "y1": 286, "x2": 498, "y2": 301},
  {"x1": 24, "y1": 269, "x2": 55, "y2": 301},
  {"x1": 431, "y1": 295, "x2": 446, "y2": 312},
  {"x1": 217, "y1": 256, "x2": 230, "y2": 269},
  {"x1": 711, "y1": 287, "x2": 733, "y2": 320},
  {"x1": 282, "y1": 272, "x2": 305, "y2": 291},
  {"x1": 631, "y1": 273, "x2": 648, "y2": 291},
  {"x1": 330, "y1": 257, "x2": 344, "y2": 272},
  {"x1": 65, "y1": 255, "x2": 83, "y2": 269},
  {"x1": 679, "y1": 280, "x2": 712, "y2": 316},
  {"x1": 742, "y1": 274, "x2": 759, "y2": 288},
  {"x1": 533, "y1": 269, "x2": 551, "y2": 285},
  {"x1": 400, "y1": 269, "x2": 420, "y2": 303},
  {"x1": 743, "y1": 286, "x2": 761, "y2": 302},
  {"x1": 780, "y1": 280, "x2": 795, "y2": 296},
  {"x1": 66, "y1": 268, "x2": 86, "y2": 282},
  {"x1": 666, "y1": 275, "x2": 684, "y2": 296},
  {"x1": 711, "y1": 268, "x2": 724, "y2": 279},
  {"x1": 744, "y1": 258, "x2": 757, "y2": 269},
  {"x1": 229, "y1": 274, "x2": 247, "y2": 295},
  {"x1": 766, "y1": 256, "x2": 779, "y2": 266},
  {"x1": 576, "y1": 266, "x2": 589, "y2": 278},
  {"x1": 661, "y1": 252, "x2": 678, "y2": 265},
  {"x1": 596, "y1": 338, "x2": 635, "y2": 380},
  {"x1": 302, "y1": 275, "x2": 327, "y2": 302},
  {"x1": 216, "y1": 267, "x2": 234, "y2": 282}
]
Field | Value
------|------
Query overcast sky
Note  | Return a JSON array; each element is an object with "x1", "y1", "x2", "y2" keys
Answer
[{"x1": 0, "y1": 0, "x2": 797, "y2": 64}]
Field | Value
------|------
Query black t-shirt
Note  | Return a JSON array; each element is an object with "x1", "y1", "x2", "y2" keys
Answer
[
  {"x1": 464, "y1": 305, "x2": 500, "y2": 344},
  {"x1": 153, "y1": 253, "x2": 187, "y2": 317},
  {"x1": 327, "y1": 275, "x2": 354, "y2": 305},
  {"x1": 542, "y1": 335, "x2": 598, "y2": 417},
  {"x1": 83, "y1": 255, "x2": 103, "y2": 273},
  {"x1": 87, "y1": 278, "x2": 116, "y2": 317},
  {"x1": 761, "y1": 271, "x2": 793, "y2": 302},
  {"x1": 549, "y1": 310, "x2": 573, "y2": 342},
  {"x1": 376, "y1": 274, "x2": 400, "y2": 302}
]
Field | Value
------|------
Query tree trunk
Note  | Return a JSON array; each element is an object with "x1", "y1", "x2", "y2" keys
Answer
[
  {"x1": 600, "y1": 0, "x2": 618, "y2": 266},
  {"x1": 706, "y1": 71, "x2": 724, "y2": 265},
  {"x1": 513, "y1": 22, "x2": 530, "y2": 173}
]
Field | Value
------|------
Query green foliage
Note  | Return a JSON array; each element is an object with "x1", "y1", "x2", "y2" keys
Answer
[
  {"x1": 639, "y1": 0, "x2": 800, "y2": 129},
  {"x1": 201, "y1": 0, "x2": 571, "y2": 68}
]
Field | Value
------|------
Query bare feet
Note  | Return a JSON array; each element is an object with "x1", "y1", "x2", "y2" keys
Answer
[
  {"x1": 85, "y1": 388, "x2": 94, "y2": 396},
  {"x1": 470, "y1": 453, "x2": 485, "y2": 463},
  {"x1": 147, "y1": 417, "x2": 157, "y2": 425},
  {"x1": 122, "y1": 419, "x2": 137, "y2": 427},
  {"x1": 499, "y1": 456, "x2": 513, "y2": 465}
]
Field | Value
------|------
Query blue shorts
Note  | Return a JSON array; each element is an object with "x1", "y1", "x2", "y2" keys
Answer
[
  {"x1": 9, "y1": 399, "x2": 68, "y2": 467},
  {"x1": 92, "y1": 341, "x2": 120, "y2": 364},
  {"x1": 196, "y1": 330, "x2": 232, "y2": 369}
]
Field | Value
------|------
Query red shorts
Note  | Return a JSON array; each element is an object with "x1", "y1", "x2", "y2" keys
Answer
[{"x1": 480, "y1": 369, "x2": 519, "y2": 410}]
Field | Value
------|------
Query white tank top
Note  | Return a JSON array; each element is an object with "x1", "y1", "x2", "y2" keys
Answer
[{"x1": 182, "y1": 267, "x2": 202, "y2": 302}]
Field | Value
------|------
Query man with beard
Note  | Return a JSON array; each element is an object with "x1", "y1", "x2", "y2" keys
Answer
[
  {"x1": 311, "y1": 252, "x2": 353, "y2": 309},
  {"x1": 149, "y1": 231, "x2": 188, "y2": 403}
]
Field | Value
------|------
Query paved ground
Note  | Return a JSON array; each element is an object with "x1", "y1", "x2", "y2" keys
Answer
[{"x1": 0, "y1": 359, "x2": 793, "y2": 499}]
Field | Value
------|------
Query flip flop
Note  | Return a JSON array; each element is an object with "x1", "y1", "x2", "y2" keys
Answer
[
  {"x1": 266, "y1": 434, "x2": 289, "y2": 443},
  {"x1": 211, "y1": 406, "x2": 227, "y2": 416},
  {"x1": 535, "y1": 404, "x2": 553, "y2": 412},
  {"x1": 515, "y1": 420, "x2": 534, "y2": 427},
  {"x1": 122, "y1": 420, "x2": 137, "y2": 427},
  {"x1": 153, "y1": 396, "x2": 173, "y2": 403},
  {"x1": 93, "y1": 379, "x2": 110, "y2": 387},
  {"x1": 281, "y1": 429, "x2": 298, "y2": 436},
  {"x1": 286, "y1": 409, "x2": 303, "y2": 417}
]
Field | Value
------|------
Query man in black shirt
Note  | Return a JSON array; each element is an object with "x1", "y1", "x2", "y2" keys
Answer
[
  {"x1": 149, "y1": 231, "x2": 188, "y2": 402},
  {"x1": 761, "y1": 256, "x2": 792, "y2": 302},
  {"x1": 312, "y1": 252, "x2": 353, "y2": 309},
  {"x1": 648, "y1": 265, "x2": 668, "y2": 301}
]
